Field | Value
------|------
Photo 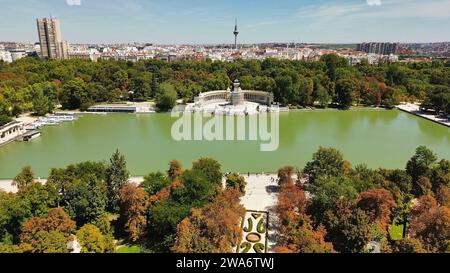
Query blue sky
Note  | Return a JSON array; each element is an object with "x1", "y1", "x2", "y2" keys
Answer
[{"x1": 0, "y1": 0, "x2": 449, "y2": 44}]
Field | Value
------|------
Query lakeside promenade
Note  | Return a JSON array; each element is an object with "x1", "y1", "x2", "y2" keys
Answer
[
  {"x1": 397, "y1": 103, "x2": 450, "y2": 127},
  {"x1": 0, "y1": 176, "x2": 146, "y2": 193}
]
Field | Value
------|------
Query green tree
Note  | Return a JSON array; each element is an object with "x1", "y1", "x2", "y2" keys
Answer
[
  {"x1": 422, "y1": 85, "x2": 450, "y2": 115},
  {"x1": 350, "y1": 164, "x2": 384, "y2": 192},
  {"x1": 65, "y1": 176, "x2": 108, "y2": 226},
  {"x1": 12, "y1": 166, "x2": 35, "y2": 190},
  {"x1": 406, "y1": 146, "x2": 438, "y2": 194},
  {"x1": 106, "y1": 150, "x2": 130, "y2": 212},
  {"x1": 335, "y1": 79, "x2": 357, "y2": 109},
  {"x1": 32, "y1": 93, "x2": 51, "y2": 116},
  {"x1": 30, "y1": 82, "x2": 59, "y2": 115},
  {"x1": 321, "y1": 54, "x2": 348, "y2": 81},
  {"x1": 0, "y1": 115, "x2": 12, "y2": 126},
  {"x1": 304, "y1": 147, "x2": 346, "y2": 182},
  {"x1": 430, "y1": 159, "x2": 450, "y2": 192},
  {"x1": 147, "y1": 200, "x2": 192, "y2": 251},
  {"x1": 140, "y1": 172, "x2": 171, "y2": 196},
  {"x1": 156, "y1": 82, "x2": 177, "y2": 111},
  {"x1": 18, "y1": 183, "x2": 59, "y2": 218},
  {"x1": 60, "y1": 78, "x2": 91, "y2": 110},
  {"x1": 316, "y1": 84, "x2": 330, "y2": 108},
  {"x1": 131, "y1": 72, "x2": 153, "y2": 101},
  {"x1": 307, "y1": 176, "x2": 357, "y2": 224},
  {"x1": 324, "y1": 205, "x2": 378, "y2": 253},
  {"x1": 172, "y1": 170, "x2": 216, "y2": 206},
  {"x1": 0, "y1": 192, "x2": 32, "y2": 243},
  {"x1": 192, "y1": 157, "x2": 222, "y2": 187},
  {"x1": 76, "y1": 224, "x2": 115, "y2": 253},
  {"x1": 225, "y1": 173, "x2": 246, "y2": 195}
]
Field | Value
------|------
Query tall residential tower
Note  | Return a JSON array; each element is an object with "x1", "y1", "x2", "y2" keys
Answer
[{"x1": 36, "y1": 18, "x2": 69, "y2": 59}]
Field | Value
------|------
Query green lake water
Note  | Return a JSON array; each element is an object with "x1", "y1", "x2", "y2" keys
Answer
[{"x1": 0, "y1": 110, "x2": 448, "y2": 178}]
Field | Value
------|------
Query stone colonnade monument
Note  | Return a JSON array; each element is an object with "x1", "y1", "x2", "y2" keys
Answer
[{"x1": 193, "y1": 79, "x2": 274, "y2": 108}]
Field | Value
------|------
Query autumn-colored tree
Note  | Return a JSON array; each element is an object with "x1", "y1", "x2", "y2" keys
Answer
[
  {"x1": 168, "y1": 160, "x2": 184, "y2": 181},
  {"x1": 409, "y1": 195, "x2": 450, "y2": 252},
  {"x1": 357, "y1": 188, "x2": 397, "y2": 232},
  {"x1": 20, "y1": 231, "x2": 68, "y2": 253},
  {"x1": 416, "y1": 176, "x2": 433, "y2": 196},
  {"x1": 410, "y1": 195, "x2": 438, "y2": 218},
  {"x1": 21, "y1": 208, "x2": 75, "y2": 240},
  {"x1": 276, "y1": 184, "x2": 308, "y2": 224},
  {"x1": 436, "y1": 186, "x2": 450, "y2": 207},
  {"x1": 119, "y1": 184, "x2": 149, "y2": 242},
  {"x1": 148, "y1": 177, "x2": 184, "y2": 204},
  {"x1": 76, "y1": 224, "x2": 115, "y2": 253},
  {"x1": 277, "y1": 214, "x2": 334, "y2": 253},
  {"x1": 323, "y1": 200, "x2": 378, "y2": 253},
  {"x1": 171, "y1": 211, "x2": 214, "y2": 253},
  {"x1": 172, "y1": 189, "x2": 244, "y2": 253},
  {"x1": 225, "y1": 173, "x2": 246, "y2": 195},
  {"x1": 393, "y1": 238, "x2": 427, "y2": 253},
  {"x1": 20, "y1": 208, "x2": 75, "y2": 253},
  {"x1": 277, "y1": 166, "x2": 296, "y2": 187},
  {"x1": 275, "y1": 179, "x2": 334, "y2": 253}
]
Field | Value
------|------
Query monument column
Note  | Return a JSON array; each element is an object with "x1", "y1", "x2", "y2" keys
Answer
[{"x1": 230, "y1": 79, "x2": 244, "y2": 106}]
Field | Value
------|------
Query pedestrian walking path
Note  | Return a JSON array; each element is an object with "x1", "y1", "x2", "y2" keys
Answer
[{"x1": 398, "y1": 103, "x2": 450, "y2": 127}]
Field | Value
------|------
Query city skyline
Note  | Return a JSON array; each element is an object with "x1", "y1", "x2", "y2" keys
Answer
[{"x1": 0, "y1": 0, "x2": 450, "y2": 44}]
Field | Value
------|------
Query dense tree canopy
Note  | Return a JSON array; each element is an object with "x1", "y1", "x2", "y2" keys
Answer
[
  {"x1": 0, "y1": 145, "x2": 448, "y2": 253},
  {"x1": 1, "y1": 56, "x2": 448, "y2": 118},
  {"x1": 278, "y1": 146, "x2": 449, "y2": 254}
]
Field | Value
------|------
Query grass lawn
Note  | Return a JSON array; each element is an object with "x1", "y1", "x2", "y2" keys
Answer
[
  {"x1": 389, "y1": 223, "x2": 406, "y2": 241},
  {"x1": 116, "y1": 245, "x2": 141, "y2": 253}
]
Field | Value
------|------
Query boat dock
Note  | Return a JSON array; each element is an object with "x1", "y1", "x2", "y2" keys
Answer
[
  {"x1": 20, "y1": 130, "x2": 41, "y2": 141},
  {"x1": 87, "y1": 103, "x2": 156, "y2": 114}
]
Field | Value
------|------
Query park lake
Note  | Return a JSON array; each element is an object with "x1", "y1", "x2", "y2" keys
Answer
[{"x1": 0, "y1": 109, "x2": 449, "y2": 178}]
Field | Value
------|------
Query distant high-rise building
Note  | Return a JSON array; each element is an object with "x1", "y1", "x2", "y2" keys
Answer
[
  {"x1": 36, "y1": 18, "x2": 69, "y2": 59},
  {"x1": 233, "y1": 19, "x2": 239, "y2": 50},
  {"x1": 357, "y1": 42, "x2": 398, "y2": 55}
]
